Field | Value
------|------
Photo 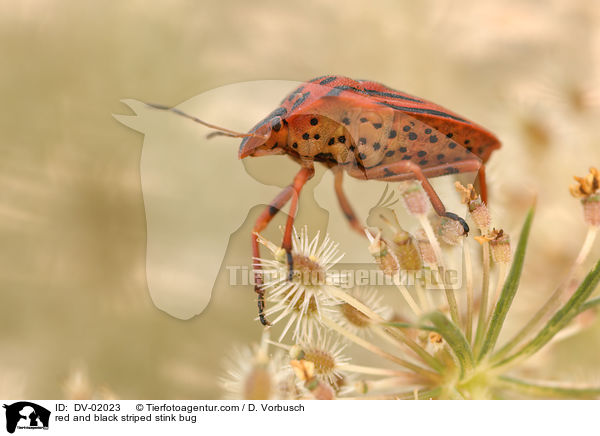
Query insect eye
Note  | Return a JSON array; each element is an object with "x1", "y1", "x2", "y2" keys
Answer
[{"x1": 271, "y1": 117, "x2": 282, "y2": 132}]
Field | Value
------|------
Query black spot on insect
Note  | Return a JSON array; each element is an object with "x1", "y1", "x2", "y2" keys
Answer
[
  {"x1": 319, "y1": 76, "x2": 337, "y2": 85},
  {"x1": 292, "y1": 142, "x2": 298, "y2": 149},
  {"x1": 388, "y1": 130, "x2": 397, "y2": 139},
  {"x1": 403, "y1": 125, "x2": 411, "y2": 132},
  {"x1": 429, "y1": 135, "x2": 438, "y2": 143},
  {"x1": 446, "y1": 133, "x2": 454, "y2": 138},
  {"x1": 359, "y1": 137, "x2": 367, "y2": 145},
  {"x1": 448, "y1": 142, "x2": 457, "y2": 149},
  {"x1": 425, "y1": 128, "x2": 432, "y2": 134},
  {"x1": 358, "y1": 152, "x2": 367, "y2": 160},
  {"x1": 417, "y1": 150, "x2": 427, "y2": 157},
  {"x1": 270, "y1": 142, "x2": 279, "y2": 150},
  {"x1": 360, "y1": 117, "x2": 368, "y2": 123},
  {"x1": 408, "y1": 132, "x2": 418, "y2": 140},
  {"x1": 464, "y1": 139, "x2": 471, "y2": 145},
  {"x1": 410, "y1": 121, "x2": 415, "y2": 126},
  {"x1": 445, "y1": 167, "x2": 460, "y2": 175},
  {"x1": 338, "y1": 136, "x2": 346, "y2": 143},
  {"x1": 310, "y1": 118, "x2": 319, "y2": 126},
  {"x1": 399, "y1": 147, "x2": 407, "y2": 152},
  {"x1": 437, "y1": 153, "x2": 445, "y2": 160},
  {"x1": 402, "y1": 155, "x2": 412, "y2": 160},
  {"x1": 373, "y1": 142, "x2": 381, "y2": 150},
  {"x1": 271, "y1": 120, "x2": 282, "y2": 132},
  {"x1": 467, "y1": 146, "x2": 473, "y2": 152},
  {"x1": 373, "y1": 123, "x2": 382, "y2": 129},
  {"x1": 302, "y1": 133, "x2": 310, "y2": 140},
  {"x1": 314, "y1": 134, "x2": 321, "y2": 140},
  {"x1": 419, "y1": 160, "x2": 428, "y2": 166},
  {"x1": 385, "y1": 150, "x2": 395, "y2": 157},
  {"x1": 269, "y1": 206, "x2": 279, "y2": 215},
  {"x1": 349, "y1": 145, "x2": 356, "y2": 151},
  {"x1": 342, "y1": 117, "x2": 351, "y2": 125},
  {"x1": 384, "y1": 168, "x2": 395, "y2": 177},
  {"x1": 328, "y1": 137, "x2": 335, "y2": 145}
]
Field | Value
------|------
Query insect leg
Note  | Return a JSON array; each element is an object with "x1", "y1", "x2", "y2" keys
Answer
[
  {"x1": 333, "y1": 166, "x2": 366, "y2": 236},
  {"x1": 364, "y1": 160, "x2": 482, "y2": 235},
  {"x1": 476, "y1": 164, "x2": 488, "y2": 205},
  {"x1": 281, "y1": 166, "x2": 315, "y2": 281},
  {"x1": 252, "y1": 186, "x2": 296, "y2": 326}
]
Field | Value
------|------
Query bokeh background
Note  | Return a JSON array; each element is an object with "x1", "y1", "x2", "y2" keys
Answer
[{"x1": 1, "y1": 0, "x2": 600, "y2": 399}]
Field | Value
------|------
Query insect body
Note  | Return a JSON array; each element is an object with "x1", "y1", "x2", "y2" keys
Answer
[{"x1": 150, "y1": 75, "x2": 501, "y2": 325}]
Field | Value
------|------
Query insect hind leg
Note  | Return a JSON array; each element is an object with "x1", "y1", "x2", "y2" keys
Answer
[
  {"x1": 357, "y1": 159, "x2": 484, "y2": 236},
  {"x1": 333, "y1": 166, "x2": 367, "y2": 237}
]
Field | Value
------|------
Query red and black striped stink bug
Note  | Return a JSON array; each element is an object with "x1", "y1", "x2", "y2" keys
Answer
[{"x1": 149, "y1": 75, "x2": 501, "y2": 325}]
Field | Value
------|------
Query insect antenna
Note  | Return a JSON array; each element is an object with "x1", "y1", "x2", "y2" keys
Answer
[{"x1": 145, "y1": 103, "x2": 269, "y2": 141}]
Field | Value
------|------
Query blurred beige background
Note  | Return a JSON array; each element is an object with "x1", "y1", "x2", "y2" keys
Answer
[{"x1": 1, "y1": 0, "x2": 600, "y2": 399}]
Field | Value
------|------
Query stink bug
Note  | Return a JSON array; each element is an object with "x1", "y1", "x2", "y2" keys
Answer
[{"x1": 149, "y1": 75, "x2": 501, "y2": 325}]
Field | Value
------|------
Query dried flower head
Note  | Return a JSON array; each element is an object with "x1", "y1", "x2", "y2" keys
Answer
[
  {"x1": 570, "y1": 168, "x2": 600, "y2": 227},
  {"x1": 570, "y1": 167, "x2": 600, "y2": 199}
]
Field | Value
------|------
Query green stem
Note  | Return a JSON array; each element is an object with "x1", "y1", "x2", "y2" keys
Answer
[
  {"x1": 478, "y1": 207, "x2": 535, "y2": 362},
  {"x1": 493, "y1": 257, "x2": 600, "y2": 369},
  {"x1": 496, "y1": 376, "x2": 600, "y2": 399},
  {"x1": 493, "y1": 225, "x2": 597, "y2": 361},
  {"x1": 473, "y1": 241, "x2": 491, "y2": 355}
]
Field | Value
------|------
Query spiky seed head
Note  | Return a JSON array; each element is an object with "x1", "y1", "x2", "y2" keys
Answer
[
  {"x1": 257, "y1": 226, "x2": 344, "y2": 341},
  {"x1": 456, "y1": 182, "x2": 491, "y2": 233},
  {"x1": 438, "y1": 216, "x2": 466, "y2": 245},
  {"x1": 489, "y1": 230, "x2": 512, "y2": 263}
]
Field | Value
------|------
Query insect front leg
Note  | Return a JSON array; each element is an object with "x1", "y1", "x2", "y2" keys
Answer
[
  {"x1": 280, "y1": 165, "x2": 315, "y2": 281},
  {"x1": 252, "y1": 165, "x2": 314, "y2": 326},
  {"x1": 253, "y1": 186, "x2": 296, "y2": 326}
]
